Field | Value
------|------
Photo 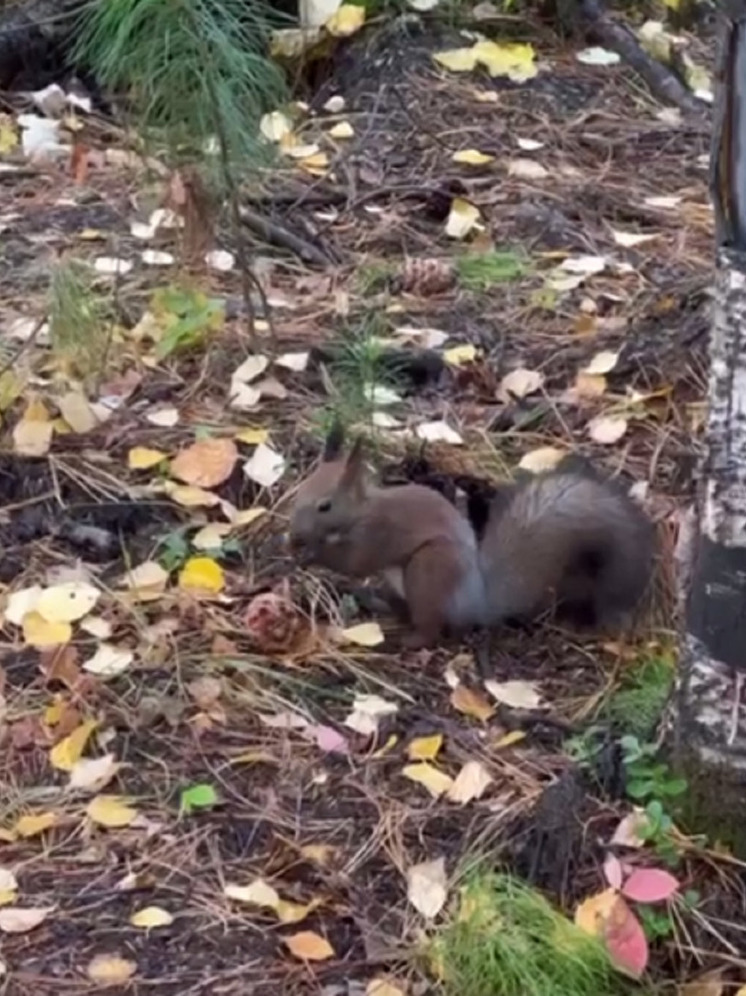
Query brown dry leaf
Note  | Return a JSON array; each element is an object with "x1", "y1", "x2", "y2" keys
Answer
[
  {"x1": 39, "y1": 645, "x2": 82, "y2": 689},
  {"x1": 447, "y1": 760, "x2": 492, "y2": 804},
  {"x1": 450, "y1": 685, "x2": 495, "y2": 722},
  {"x1": 402, "y1": 762, "x2": 454, "y2": 799},
  {"x1": 285, "y1": 930, "x2": 335, "y2": 961},
  {"x1": 170, "y1": 437, "x2": 238, "y2": 488},
  {"x1": 87, "y1": 954, "x2": 137, "y2": 985},
  {"x1": 677, "y1": 971, "x2": 724, "y2": 996},
  {"x1": 407, "y1": 734, "x2": 443, "y2": 761},
  {"x1": 574, "y1": 372, "x2": 607, "y2": 398},
  {"x1": 0, "y1": 906, "x2": 54, "y2": 934},
  {"x1": 14, "y1": 812, "x2": 57, "y2": 838},
  {"x1": 50, "y1": 718, "x2": 98, "y2": 771}
]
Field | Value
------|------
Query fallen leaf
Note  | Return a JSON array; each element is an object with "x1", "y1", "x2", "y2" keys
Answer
[
  {"x1": 83, "y1": 645, "x2": 134, "y2": 677},
  {"x1": 87, "y1": 954, "x2": 137, "y2": 984},
  {"x1": 588, "y1": 415, "x2": 628, "y2": 445},
  {"x1": 57, "y1": 392, "x2": 100, "y2": 433},
  {"x1": 0, "y1": 870, "x2": 17, "y2": 894},
  {"x1": 406, "y1": 857, "x2": 447, "y2": 919},
  {"x1": 473, "y1": 39, "x2": 537, "y2": 80},
  {"x1": 69, "y1": 753, "x2": 120, "y2": 792},
  {"x1": 604, "y1": 894, "x2": 649, "y2": 979},
  {"x1": 128, "y1": 447, "x2": 167, "y2": 470},
  {"x1": 274, "y1": 352, "x2": 309, "y2": 373},
  {"x1": 507, "y1": 158, "x2": 548, "y2": 180},
  {"x1": 610, "y1": 810, "x2": 647, "y2": 848},
  {"x1": 36, "y1": 582, "x2": 99, "y2": 624},
  {"x1": 0, "y1": 906, "x2": 54, "y2": 933},
  {"x1": 285, "y1": 930, "x2": 335, "y2": 961},
  {"x1": 4, "y1": 586, "x2": 43, "y2": 625},
  {"x1": 341, "y1": 622, "x2": 385, "y2": 647},
  {"x1": 499, "y1": 367, "x2": 544, "y2": 400},
  {"x1": 518, "y1": 447, "x2": 565, "y2": 473},
  {"x1": 180, "y1": 783, "x2": 218, "y2": 812},
  {"x1": 407, "y1": 734, "x2": 443, "y2": 761},
  {"x1": 415, "y1": 420, "x2": 463, "y2": 445},
  {"x1": 367, "y1": 980, "x2": 407, "y2": 996},
  {"x1": 22, "y1": 612, "x2": 72, "y2": 649},
  {"x1": 450, "y1": 685, "x2": 495, "y2": 722},
  {"x1": 484, "y1": 678, "x2": 542, "y2": 709},
  {"x1": 447, "y1": 760, "x2": 492, "y2": 803},
  {"x1": 192, "y1": 523, "x2": 232, "y2": 550},
  {"x1": 575, "y1": 887, "x2": 618, "y2": 936},
  {"x1": 234, "y1": 427, "x2": 270, "y2": 445},
  {"x1": 233, "y1": 354, "x2": 270, "y2": 384},
  {"x1": 14, "y1": 812, "x2": 57, "y2": 837},
  {"x1": 120, "y1": 561, "x2": 170, "y2": 590},
  {"x1": 314, "y1": 725, "x2": 349, "y2": 754},
  {"x1": 79, "y1": 616, "x2": 112, "y2": 640},
  {"x1": 130, "y1": 906, "x2": 174, "y2": 928},
  {"x1": 603, "y1": 854, "x2": 624, "y2": 890},
  {"x1": 170, "y1": 437, "x2": 238, "y2": 488},
  {"x1": 325, "y1": 3, "x2": 365, "y2": 36},
  {"x1": 166, "y1": 483, "x2": 222, "y2": 508},
  {"x1": 582, "y1": 350, "x2": 619, "y2": 375},
  {"x1": 574, "y1": 373, "x2": 607, "y2": 398},
  {"x1": 50, "y1": 718, "x2": 98, "y2": 771},
  {"x1": 243, "y1": 443, "x2": 286, "y2": 488},
  {"x1": 576, "y1": 46, "x2": 620, "y2": 65},
  {"x1": 145, "y1": 406, "x2": 180, "y2": 427},
  {"x1": 443, "y1": 344, "x2": 477, "y2": 366},
  {"x1": 445, "y1": 197, "x2": 481, "y2": 239},
  {"x1": 86, "y1": 795, "x2": 137, "y2": 828},
  {"x1": 402, "y1": 762, "x2": 454, "y2": 798},
  {"x1": 344, "y1": 694, "x2": 398, "y2": 737},
  {"x1": 561, "y1": 255, "x2": 607, "y2": 276},
  {"x1": 493, "y1": 729, "x2": 526, "y2": 749},
  {"x1": 260, "y1": 110, "x2": 292, "y2": 142},
  {"x1": 621, "y1": 868, "x2": 679, "y2": 903},
  {"x1": 452, "y1": 148, "x2": 494, "y2": 165},
  {"x1": 178, "y1": 557, "x2": 225, "y2": 596},
  {"x1": 13, "y1": 417, "x2": 53, "y2": 457},
  {"x1": 328, "y1": 121, "x2": 354, "y2": 139},
  {"x1": 611, "y1": 229, "x2": 658, "y2": 249},
  {"x1": 225, "y1": 878, "x2": 280, "y2": 908}
]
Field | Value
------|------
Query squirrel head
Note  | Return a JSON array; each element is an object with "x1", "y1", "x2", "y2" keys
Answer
[{"x1": 289, "y1": 421, "x2": 370, "y2": 566}]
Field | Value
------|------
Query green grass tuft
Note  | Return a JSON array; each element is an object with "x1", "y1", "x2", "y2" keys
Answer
[
  {"x1": 610, "y1": 653, "x2": 675, "y2": 741},
  {"x1": 48, "y1": 258, "x2": 114, "y2": 381},
  {"x1": 430, "y1": 871, "x2": 640, "y2": 996}
]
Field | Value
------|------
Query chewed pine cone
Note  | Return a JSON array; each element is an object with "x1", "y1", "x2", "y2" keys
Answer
[
  {"x1": 244, "y1": 590, "x2": 305, "y2": 654},
  {"x1": 394, "y1": 257, "x2": 456, "y2": 296}
]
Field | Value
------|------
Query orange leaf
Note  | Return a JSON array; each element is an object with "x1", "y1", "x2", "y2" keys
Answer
[{"x1": 284, "y1": 930, "x2": 335, "y2": 961}]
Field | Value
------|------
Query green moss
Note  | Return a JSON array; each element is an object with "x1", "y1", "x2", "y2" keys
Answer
[{"x1": 610, "y1": 652, "x2": 675, "y2": 741}]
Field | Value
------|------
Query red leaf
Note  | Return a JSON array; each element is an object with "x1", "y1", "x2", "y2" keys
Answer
[
  {"x1": 604, "y1": 896, "x2": 649, "y2": 979},
  {"x1": 603, "y1": 854, "x2": 623, "y2": 890},
  {"x1": 621, "y1": 868, "x2": 679, "y2": 904}
]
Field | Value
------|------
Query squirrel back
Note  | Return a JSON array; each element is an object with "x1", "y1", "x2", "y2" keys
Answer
[{"x1": 479, "y1": 468, "x2": 654, "y2": 628}]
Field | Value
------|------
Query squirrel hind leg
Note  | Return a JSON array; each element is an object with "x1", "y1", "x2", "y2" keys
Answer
[{"x1": 402, "y1": 543, "x2": 470, "y2": 647}]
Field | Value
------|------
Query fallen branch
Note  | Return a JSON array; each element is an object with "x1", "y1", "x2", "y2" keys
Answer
[{"x1": 239, "y1": 205, "x2": 340, "y2": 267}]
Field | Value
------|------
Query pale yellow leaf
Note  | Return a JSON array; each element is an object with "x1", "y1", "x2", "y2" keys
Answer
[
  {"x1": 0, "y1": 906, "x2": 54, "y2": 934},
  {"x1": 344, "y1": 694, "x2": 398, "y2": 737},
  {"x1": 588, "y1": 415, "x2": 628, "y2": 445},
  {"x1": 130, "y1": 906, "x2": 174, "y2": 928},
  {"x1": 69, "y1": 753, "x2": 120, "y2": 792},
  {"x1": 36, "y1": 581, "x2": 99, "y2": 623},
  {"x1": 582, "y1": 350, "x2": 620, "y2": 375},
  {"x1": 145, "y1": 407, "x2": 179, "y2": 427},
  {"x1": 443, "y1": 344, "x2": 477, "y2": 366},
  {"x1": 233, "y1": 354, "x2": 270, "y2": 384},
  {"x1": 79, "y1": 615, "x2": 113, "y2": 639},
  {"x1": 242, "y1": 443, "x2": 286, "y2": 488},
  {"x1": 484, "y1": 678, "x2": 541, "y2": 709},
  {"x1": 57, "y1": 392, "x2": 99, "y2": 433},
  {"x1": 128, "y1": 447, "x2": 167, "y2": 470},
  {"x1": 493, "y1": 729, "x2": 527, "y2": 749},
  {"x1": 575, "y1": 887, "x2": 619, "y2": 936},
  {"x1": 232, "y1": 507, "x2": 268, "y2": 527},
  {"x1": 234, "y1": 427, "x2": 269, "y2": 445},
  {"x1": 518, "y1": 447, "x2": 565, "y2": 473},
  {"x1": 452, "y1": 149, "x2": 494, "y2": 165},
  {"x1": 299, "y1": 151, "x2": 329, "y2": 176},
  {"x1": 224, "y1": 879, "x2": 280, "y2": 908},
  {"x1": 407, "y1": 734, "x2": 443, "y2": 761},
  {"x1": 445, "y1": 197, "x2": 481, "y2": 239},
  {"x1": 165, "y1": 483, "x2": 222, "y2": 507},
  {"x1": 120, "y1": 560, "x2": 169, "y2": 590},
  {"x1": 325, "y1": 3, "x2": 365, "y2": 36},
  {"x1": 14, "y1": 812, "x2": 57, "y2": 837},
  {"x1": 260, "y1": 110, "x2": 292, "y2": 142},
  {"x1": 367, "y1": 980, "x2": 407, "y2": 996},
  {"x1": 285, "y1": 930, "x2": 335, "y2": 961},
  {"x1": 83, "y1": 644, "x2": 134, "y2": 677},
  {"x1": 328, "y1": 121, "x2": 354, "y2": 139},
  {"x1": 341, "y1": 622, "x2": 385, "y2": 647},
  {"x1": 276, "y1": 898, "x2": 322, "y2": 924},
  {"x1": 4, "y1": 585, "x2": 43, "y2": 625},
  {"x1": 87, "y1": 954, "x2": 137, "y2": 985},
  {"x1": 192, "y1": 523, "x2": 232, "y2": 549},
  {"x1": 450, "y1": 685, "x2": 495, "y2": 722},
  {"x1": 507, "y1": 158, "x2": 548, "y2": 180},
  {"x1": 178, "y1": 557, "x2": 225, "y2": 595},
  {"x1": 22, "y1": 611, "x2": 72, "y2": 649},
  {"x1": 13, "y1": 418, "x2": 53, "y2": 457},
  {"x1": 86, "y1": 795, "x2": 137, "y2": 828},
  {"x1": 611, "y1": 230, "x2": 658, "y2": 249},
  {"x1": 406, "y1": 856, "x2": 447, "y2": 919},
  {"x1": 499, "y1": 367, "x2": 544, "y2": 400},
  {"x1": 472, "y1": 39, "x2": 537, "y2": 81},
  {"x1": 402, "y1": 762, "x2": 454, "y2": 799},
  {"x1": 0, "y1": 870, "x2": 17, "y2": 894},
  {"x1": 433, "y1": 47, "x2": 478, "y2": 73},
  {"x1": 447, "y1": 760, "x2": 492, "y2": 804},
  {"x1": 50, "y1": 719, "x2": 98, "y2": 771}
]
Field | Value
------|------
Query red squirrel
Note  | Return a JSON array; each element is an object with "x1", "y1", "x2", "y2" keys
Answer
[{"x1": 288, "y1": 424, "x2": 654, "y2": 649}]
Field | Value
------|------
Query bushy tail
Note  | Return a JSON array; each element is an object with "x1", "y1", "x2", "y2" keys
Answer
[{"x1": 479, "y1": 471, "x2": 655, "y2": 628}]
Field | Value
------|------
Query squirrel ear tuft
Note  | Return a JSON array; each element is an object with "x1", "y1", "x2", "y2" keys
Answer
[
  {"x1": 323, "y1": 418, "x2": 346, "y2": 461},
  {"x1": 339, "y1": 435, "x2": 366, "y2": 492}
]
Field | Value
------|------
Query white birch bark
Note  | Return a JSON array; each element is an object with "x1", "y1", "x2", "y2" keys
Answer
[{"x1": 676, "y1": 2, "x2": 746, "y2": 797}]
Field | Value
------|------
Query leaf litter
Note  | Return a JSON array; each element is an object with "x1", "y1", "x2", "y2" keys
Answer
[{"x1": 0, "y1": 6, "x2": 731, "y2": 994}]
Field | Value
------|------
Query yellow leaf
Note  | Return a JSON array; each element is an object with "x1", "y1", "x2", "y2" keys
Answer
[
  {"x1": 575, "y1": 888, "x2": 619, "y2": 936},
  {"x1": 445, "y1": 197, "x2": 481, "y2": 239},
  {"x1": 450, "y1": 685, "x2": 495, "y2": 722},
  {"x1": 166, "y1": 483, "x2": 222, "y2": 508},
  {"x1": 443, "y1": 344, "x2": 477, "y2": 366},
  {"x1": 402, "y1": 762, "x2": 454, "y2": 799},
  {"x1": 433, "y1": 47, "x2": 479, "y2": 73},
  {"x1": 128, "y1": 447, "x2": 167, "y2": 470},
  {"x1": 493, "y1": 729, "x2": 526, "y2": 749},
  {"x1": 328, "y1": 121, "x2": 354, "y2": 139},
  {"x1": 474, "y1": 40, "x2": 537, "y2": 80},
  {"x1": 232, "y1": 507, "x2": 267, "y2": 527},
  {"x1": 44, "y1": 697, "x2": 67, "y2": 727},
  {"x1": 22, "y1": 612, "x2": 72, "y2": 649},
  {"x1": 36, "y1": 582, "x2": 100, "y2": 623},
  {"x1": 130, "y1": 906, "x2": 174, "y2": 928},
  {"x1": 192, "y1": 523, "x2": 232, "y2": 549},
  {"x1": 50, "y1": 719, "x2": 98, "y2": 772},
  {"x1": 224, "y1": 879, "x2": 280, "y2": 908},
  {"x1": 371, "y1": 733, "x2": 398, "y2": 758},
  {"x1": 87, "y1": 954, "x2": 137, "y2": 984},
  {"x1": 299, "y1": 151, "x2": 329, "y2": 176},
  {"x1": 276, "y1": 898, "x2": 322, "y2": 924},
  {"x1": 517, "y1": 446, "x2": 565, "y2": 473},
  {"x1": 86, "y1": 795, "x2": 137, "y2": 828},
  {"x1": 14, "y1": 812, "x2": 57, "y2": 838},
  {"x1": 367, "y1": 979, "x2": 407, "y2": 996},
  {"x1": 285, "y1": 930, "x2": 335, "y2": 961},
  {"x1": 0, "y1": 116, "x2": 18, "y2": 155},
  {"x1": 325, "y1": 4, "x2": 365, "y2": 36},
  {"x1": 13, "y1": 418, "x2": 53, "y2": 457},
  {"x1": 235, "y1": 427, "x2": 269, "y2": 445},
  {"x1": 170, "y1": 437, "x2": 238, "y2": 488},
  {"x1": 299, "y1": 843, "x2": 337, "y2": 866},
  {"x1": 0, "y1": 890, "x2": 17, "y2": 906},
  {"x1": 341, "y1": 622, "x2": 385, "y2": 647},
  {"x1": 407, "y1": 734, "x2": 443, "y2": 761},
  {"x1": 178, "y1": 556, "x2": 225, "y2": 595},
  {"x1": 452, "y1": 149, "x2": 494, "y2": 165}
]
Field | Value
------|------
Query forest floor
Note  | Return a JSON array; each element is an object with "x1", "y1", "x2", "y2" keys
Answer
[{"x1": 1, "y1": 7, "x2": 743, "y2": 996}]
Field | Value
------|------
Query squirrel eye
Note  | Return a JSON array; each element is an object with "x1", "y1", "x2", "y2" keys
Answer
[{"x1": 316, "y1": 498, "x2": 332, "y2": 513}]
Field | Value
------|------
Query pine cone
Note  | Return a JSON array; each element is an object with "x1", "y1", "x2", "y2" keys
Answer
[
  {"x1": 394, "y1": 257, "x2": 456, "y2": 296},
  {"x1": 244, "y1": 591, "x2": 305, "y2": 654}
]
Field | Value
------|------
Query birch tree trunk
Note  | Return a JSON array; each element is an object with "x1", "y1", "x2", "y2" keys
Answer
[{"x1": 676, "y1": 0, "x2": 746, "y2": 852}]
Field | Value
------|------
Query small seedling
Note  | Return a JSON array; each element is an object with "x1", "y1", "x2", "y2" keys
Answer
[
  {"x1": 157, "y1": 529, "x2": 191, "y2": 571},
  {"x1": 152, "y1": 284, "x2": 225, "y2": 358},
  {"x1": 180, "y1": 783, "x2": 219, "y2": 814}
]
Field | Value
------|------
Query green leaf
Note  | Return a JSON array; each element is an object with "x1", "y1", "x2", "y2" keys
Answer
[{"x1": 181, "y1": 783, "x2": 219, "y2": 813}]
